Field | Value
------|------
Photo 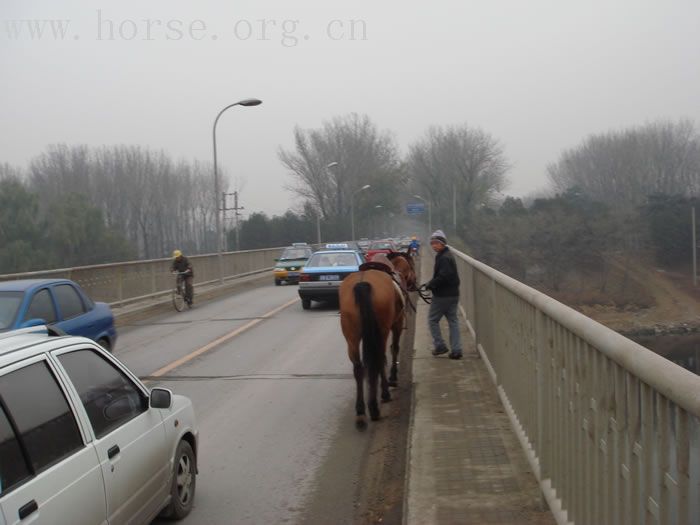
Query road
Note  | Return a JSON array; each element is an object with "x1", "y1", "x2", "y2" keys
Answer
[{"x1": 112, "y1": 278, "x2": 413, "y2": 525}]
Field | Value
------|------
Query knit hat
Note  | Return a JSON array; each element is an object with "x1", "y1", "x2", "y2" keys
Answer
[{"x1": 430, "y1": 229, "x2": 447, "y2": 245}]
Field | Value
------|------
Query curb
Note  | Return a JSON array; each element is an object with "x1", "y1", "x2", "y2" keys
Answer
[{"x1": 402, "y1": 257, "x2": 432, "y2": 525}]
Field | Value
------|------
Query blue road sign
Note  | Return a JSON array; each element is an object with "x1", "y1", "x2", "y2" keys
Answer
[{"x1": 406, "y1": 202, "x2": 426, "y2": 215}]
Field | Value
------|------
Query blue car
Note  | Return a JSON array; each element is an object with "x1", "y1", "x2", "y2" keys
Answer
[
  {"x1": 0, "y1": 279, "x2": 117, "y2": 350},
  {"x1": 298, "y1": 248, "x2": 365, "y2": 310}
]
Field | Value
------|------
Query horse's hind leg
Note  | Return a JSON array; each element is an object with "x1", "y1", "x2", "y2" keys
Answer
[
  {"x1": 380, "y1": 360, "x2": 391, "y2": 403},
  {"x1": 354, "y1": 360, "x2": 367, "y2": 429},
  {"x1": 349, "y1": 343, "x2": 366, "y2": 429},
  {"x1": 389, "y1": 316, "x2": 402, "y2": 387}
]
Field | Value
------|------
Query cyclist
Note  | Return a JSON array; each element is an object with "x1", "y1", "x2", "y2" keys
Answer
[
  {"x1": 409, "y1": 236, "x2": 420, "y2": 257},
  {"x1": 171, "y1": 250, "x2": 194, "y2": 306}
]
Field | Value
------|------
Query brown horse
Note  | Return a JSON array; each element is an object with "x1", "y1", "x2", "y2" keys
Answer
[
  {"x1": 385, "y1": 252, "x2": 417, "y2": 385},
  {"x1": 339, "y1": 252, "x2": 416, "y2": 429}
]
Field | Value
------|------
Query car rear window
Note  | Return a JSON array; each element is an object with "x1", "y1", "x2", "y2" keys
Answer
[
  {"x1": 280, "y1": 248, "x2": 311, "y2": 260},
  {"x1": 0, "y1": 361, "x2": 83, "y2": 476},
  {"x1": 307, "y1": 253, "x2": 358, "y2": 268},
  {"x1": 0, "y1": 404, "x2": 31, "y2": 495},
  {"x1": 53, "y1": 284, "x2": 86, "y2": 320},
  {"x1": 0, "y1": 291, "x2": 23, "y2": 330},
  {"x1": 370, "y1": 242, "x2": 393, "y2": 250}
]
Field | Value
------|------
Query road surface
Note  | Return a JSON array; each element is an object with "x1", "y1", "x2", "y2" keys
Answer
[{"x1": 112, "y1": 278, "x2": 413, "y2": 524}]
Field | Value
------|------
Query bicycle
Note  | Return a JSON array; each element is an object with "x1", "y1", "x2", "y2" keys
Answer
[{"x1": 172, "y1": 271, "x2": 193, "y2": 312}]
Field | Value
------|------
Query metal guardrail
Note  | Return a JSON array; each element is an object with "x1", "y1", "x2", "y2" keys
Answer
[
  {"x1": 452, "y1": 247, "x2": 700, "y2": 525},
  {"x1": 0, "y1": 248, "x2": 285, "y2": 306}
]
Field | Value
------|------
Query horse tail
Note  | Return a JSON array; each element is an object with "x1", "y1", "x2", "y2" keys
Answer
[{"x1": 354, "y1": 281, "x2": 384, "y2": 378}]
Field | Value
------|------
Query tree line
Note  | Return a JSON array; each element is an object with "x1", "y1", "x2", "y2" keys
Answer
[
  {"x1": 0, "y1": 145, "x2": 224, "y2": 273},
  {"x1": 2, "y1": 115, "x2": 698, "y2": 285}
]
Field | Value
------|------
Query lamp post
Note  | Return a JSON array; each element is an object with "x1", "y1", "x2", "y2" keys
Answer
[
  {"x1": 316, "y1": 162, "x2": 340, "y2": 245},
  {"x1": 212, "y1": 98, "x2": 262, "y2": 282},
  {"x1": 351, "y1": 184, "x2": 371, "y2": 240},
  {"x1": 413, "y1": 194, "x2": 432, "y2": 236},
  {"x1": 375, "y1": 205, "x2": 383, "y2": 238}
]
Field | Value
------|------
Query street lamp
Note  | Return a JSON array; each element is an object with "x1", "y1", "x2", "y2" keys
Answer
[
  {"x1": 413, "y1": 194, "x2": 432, "y2": 236},
  {"x1": 351, "y1": 184, "x2": 371, "y2": 240},
  {"x1": 212, "y1": 98, "x2": 262, "y2": 282}
]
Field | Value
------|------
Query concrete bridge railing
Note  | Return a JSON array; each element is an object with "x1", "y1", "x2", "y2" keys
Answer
[
  {"x1": 453, "y1": 247, "x2": 700, "y2": 525},
  {"x1": 0, "y1": 248, "x2": 284, "y2": 307}
]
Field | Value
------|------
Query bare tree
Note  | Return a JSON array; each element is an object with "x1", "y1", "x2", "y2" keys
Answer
[
  {"x1": 548, "y1": 119, "x2": 700, "y2": 207},
  {"x1": 25, "y1": 143, "x2": 220, "y2": 258},
  {"x1": 279, "y1": 113, "x2": 403, "y2": 234},
  {"x1": 407, "y1": 124, "x2": 510, "y2": 228}
]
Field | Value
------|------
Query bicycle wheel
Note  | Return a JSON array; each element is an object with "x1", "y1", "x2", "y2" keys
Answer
[{"x1": 172, "y1": 287, "x2": 185, "y2": 312}]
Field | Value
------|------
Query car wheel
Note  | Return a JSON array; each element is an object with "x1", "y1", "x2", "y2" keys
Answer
[
  {"x1": 161, "y1": 440, "x2": 196, "y2": 520},
  {"x1": 275, "y1": 279, "x2": 281, "y2": 286},
  {"x1": 98, "y1": 338, "x2": 112, "y2": 353},
  {"x1": 301, "y1": 298, "x2": 311, "y2": 310}
]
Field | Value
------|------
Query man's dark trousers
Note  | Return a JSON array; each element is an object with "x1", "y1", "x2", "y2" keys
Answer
[{"x1": 428, "y1": 296, "x2": 462, "y2": 355}]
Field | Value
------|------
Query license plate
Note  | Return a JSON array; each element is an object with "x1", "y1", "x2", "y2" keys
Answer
[{"x1": 319, "y1": 275, "x2": 339, "y2": 281}]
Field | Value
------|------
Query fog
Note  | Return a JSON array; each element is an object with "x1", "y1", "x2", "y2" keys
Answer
[{"x1": 2, "y1": 0, "x2": 699, "y2": 215}]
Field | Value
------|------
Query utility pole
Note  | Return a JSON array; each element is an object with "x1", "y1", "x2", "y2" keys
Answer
[
  {"x1": 693, "y1": 206, "x2": 697, "y2": 287},
  {"x1": 222, "y1": 191, "x2": 245, "y2": 251},
  {"x1": 316, "y1": 211, "x2": 322, "y2": 245}
]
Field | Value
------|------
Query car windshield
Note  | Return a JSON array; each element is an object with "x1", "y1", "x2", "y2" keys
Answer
[
  {"x1": 307, "y1": 253, "x2": 358, "y2": 268},
  {"x1": 280, "y1": 248, "x2": 311, "y2": 260},
  {"x1": 0, "y1": 292, "x2": 24, "y2": 331},
  {"x1": 370, "y1": 242, "x2": 393, "y2": 250}
]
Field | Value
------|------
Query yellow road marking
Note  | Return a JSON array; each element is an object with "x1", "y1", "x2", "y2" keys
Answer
[{"x1": 150, "y1": 297, "x2": 299, "y2": 378}]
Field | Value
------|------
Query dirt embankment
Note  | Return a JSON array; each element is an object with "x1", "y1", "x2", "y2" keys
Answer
[{"x1": 570, "y1": 261, "x2": 700, "y2": 335}]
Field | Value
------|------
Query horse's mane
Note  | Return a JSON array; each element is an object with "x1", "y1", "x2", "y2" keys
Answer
[{"x1": 387, "y1": 251, "x2": 414, "y2": 269}]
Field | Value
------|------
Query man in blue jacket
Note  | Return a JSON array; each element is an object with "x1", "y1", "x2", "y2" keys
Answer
[{"x1": 425, "y1": 230, "x2": 462, "y2": 359}]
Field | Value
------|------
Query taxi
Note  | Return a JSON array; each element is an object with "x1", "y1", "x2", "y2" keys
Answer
[
  {"x1": 298, "y1": 245, "x2": 364, "y2": 310},
  {"x1": 273, "y1": 243, "x2": 313, "y2": 285}
]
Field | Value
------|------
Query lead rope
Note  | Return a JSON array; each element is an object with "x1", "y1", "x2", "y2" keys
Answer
[{"x1": 416, "y1": 285, "x2": 432, "y2": 305}]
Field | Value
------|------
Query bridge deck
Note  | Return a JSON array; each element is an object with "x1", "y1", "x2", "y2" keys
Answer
[{"x1": 406, "y1": 282, "x2": 555, "y2": 524}]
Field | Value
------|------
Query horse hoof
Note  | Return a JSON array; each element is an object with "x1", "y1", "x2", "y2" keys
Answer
[
  {"x1": 388, "y1": 381, "x2": 398, "y2": 388},
  {"x1": 355, "y1": 416, "x2": 367, "y2": 430},
  {"x1": 382, "y1": 392, "x2": 392, "y2": 403},
  {"x1": 370, "y1": 412, "x2": 381, "y2": 422}
]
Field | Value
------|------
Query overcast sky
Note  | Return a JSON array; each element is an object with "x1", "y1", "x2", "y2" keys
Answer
[{"x1": 2, "y1": 0, "x2": 699, "y2": 215}]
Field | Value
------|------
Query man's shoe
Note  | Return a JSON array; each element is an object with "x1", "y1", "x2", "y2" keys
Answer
[
  {"x1": 432, "y1": 346, "x2": 449, "y2": 356},
  {"x1": 448, "y1": 353, "x2": 463, "y2": 360}
]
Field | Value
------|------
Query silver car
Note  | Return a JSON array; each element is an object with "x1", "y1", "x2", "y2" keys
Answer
[{"x1": 0, "y1": 326, "x2": 198, "y2": 525}]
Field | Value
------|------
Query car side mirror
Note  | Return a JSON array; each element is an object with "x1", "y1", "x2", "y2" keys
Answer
[
  {"x1": 19, "y1": 318, "x2": 46, "y2": 329},
  {"x1": 150, "y1": 388, "x2": 173, "y2": 409}
]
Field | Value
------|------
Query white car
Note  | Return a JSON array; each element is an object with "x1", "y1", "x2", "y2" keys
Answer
[{"x1": 0, "y1": 326, "x2": 198, "y2": 525}]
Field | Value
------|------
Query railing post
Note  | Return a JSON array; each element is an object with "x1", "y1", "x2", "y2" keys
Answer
[{"x1": 535, "y1": 308, "x2": 547, "y2": 509}]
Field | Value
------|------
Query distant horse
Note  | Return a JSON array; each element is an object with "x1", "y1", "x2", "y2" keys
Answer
[{"x1": 339, "y1": 252, "x2": 416, "y2": 429}]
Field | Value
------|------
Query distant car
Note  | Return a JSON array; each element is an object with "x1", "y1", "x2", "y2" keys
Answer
[
  {"x1": 298, "y1": 249, "x2": 364, "y2": 309},
  {"x1": 273, "y1": 244, "x2": 314, "y2": 285},
  {"x1": 0, "y1": 279, "x2": 117, "y2": 351},
  {"x1": 357, "y1": 238, "x2": 371, "y2": 252},
  {"x1": 365, "y1": 240, "x2": 398, "y2": 260},
  {"x1": 325, "y1": 241, "x2": 365, "y2": 255},
  {"x1": 0, "y1": 326, "x2": 198, "y2": 524}
]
